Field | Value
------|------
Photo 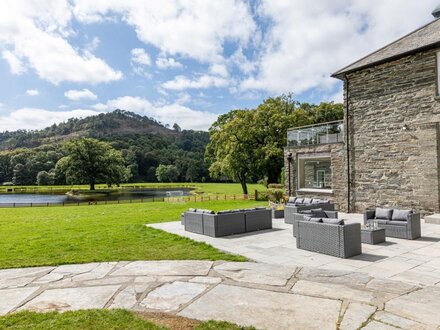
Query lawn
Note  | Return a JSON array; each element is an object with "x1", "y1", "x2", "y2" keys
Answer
[
  {"x1": 0, "y1": 199, "x2": 266, "y2": 269},
  {"x1": 0, "y1": 309, "x2": 255, "y2": 330},
  {"x1": 0, "y1": 182, "x2": 266, "y2": 196}
]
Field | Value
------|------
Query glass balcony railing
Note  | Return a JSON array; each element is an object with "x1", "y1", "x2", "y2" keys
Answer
[{"x1": 287, "y1": 120, "x2": 344, "y2": 147}]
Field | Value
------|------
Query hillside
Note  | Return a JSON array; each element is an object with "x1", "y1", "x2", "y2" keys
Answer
[
  {"x1": 0, "y1": 110, "x2": 179, "y2": 150},
  {"x1": 0, "y1": 110, "x2": 210, "y2": 184}
]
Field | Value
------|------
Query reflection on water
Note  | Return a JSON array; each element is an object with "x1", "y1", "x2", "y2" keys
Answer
[{"x1": 0, "y1": 188, "x2": 192, "y2": 205}]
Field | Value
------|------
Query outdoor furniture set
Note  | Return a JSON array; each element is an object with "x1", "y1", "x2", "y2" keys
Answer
[
  {"x1": 181, "y1": 195, "x2": 421, "y2": 259},
  {"x1": 183, "y1": 207, "x2": 272, "y2": 237}
]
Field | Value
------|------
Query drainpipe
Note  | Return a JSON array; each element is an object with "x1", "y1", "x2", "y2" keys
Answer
[
  {"x1": 287, "y1": 152, "x2": 293, "y2": 196},
  {"x1": 345, "y1": 74, "x2": 351, "y2": 212}
]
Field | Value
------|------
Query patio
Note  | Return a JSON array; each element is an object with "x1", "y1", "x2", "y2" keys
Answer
[{"x1": 150, "y1": 213, "x2": 440, "y2": 287}]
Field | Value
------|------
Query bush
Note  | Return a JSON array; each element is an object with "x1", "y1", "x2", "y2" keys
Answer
[
  {"x1": 266, "y1": 188, "x2": 284, "y2": 203},
  {"x1": 267, "y1": 183, "x2": 283, "y2": 189},
  {"x1": 255, "y1": 190, "x2": 268, "y2": 201}
]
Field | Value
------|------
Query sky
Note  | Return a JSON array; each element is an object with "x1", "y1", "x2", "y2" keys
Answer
[{"x1": 0, "y1": 0, "x2": 438, "y2": 132}]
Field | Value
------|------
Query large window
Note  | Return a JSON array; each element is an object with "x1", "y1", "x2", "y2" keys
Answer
[{"x1": 298, "y1": 157, "x2": 332, "y2": 191}]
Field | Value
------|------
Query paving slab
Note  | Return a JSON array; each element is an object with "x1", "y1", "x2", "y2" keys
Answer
[
  {"x1": 386, "y1": 286, "x2": 440, "y2": 326},
  {"x1": 373, "y1": 311, "x2": 427, "y2": 330},
  {"x1": 179, "y1": 284, "x2": 341, "y2": 330},
  {"x1": 112, "y1": 261, "x2": 212, "y2": 276},
  {"x1": 340, "y1": 302, "x2": 376, "y2": 330},
  {"x1": 19, "y1": 285, "x2": 120, "y2": 312},
  {"x1": 140, "y1": 281, "x2": 209, "y2": 312},
  {"x1": 110, "y1": 286, "x2": 137, "y2": 309},
  {"x1": 189, "y1": 276, "x2": 222, "y2": 284},
  {"x1": 362, "y1": 320, "x2": 399, "y2": 329},
  {"x1": 0, "y1": 287, "x2": 39, "y2": 314},
  {"x1": 292, "y1": 280, "x2": 377, "y2": 304},
  {"x1": 213, "y1": 262, "x2": 296, "y2": 286}
]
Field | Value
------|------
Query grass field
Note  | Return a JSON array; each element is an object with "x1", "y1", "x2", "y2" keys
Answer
[
  {"x1": 0, "y1": 309, "x2": 255, "y2": 330},
  {"x1": 0, "y1": 182, "x2": 266, "y2": 196},
  {"x1": 0, "y1": 199, "x2": 266, "y2": 269}
]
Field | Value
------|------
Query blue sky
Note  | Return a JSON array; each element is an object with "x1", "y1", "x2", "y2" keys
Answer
[{"x1": 0, "y1": 0, "x2": 437, "y2": 131}]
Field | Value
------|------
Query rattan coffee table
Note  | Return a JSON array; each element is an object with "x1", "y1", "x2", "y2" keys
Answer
[{"x1": 361, "y1": 228, "x2": 386, "y2": 245}]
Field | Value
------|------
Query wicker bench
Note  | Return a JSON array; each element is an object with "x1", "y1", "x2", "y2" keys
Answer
[
  {"x1": 291, "y1": 210, "x2": 338, "y2": 237},
  {"x1": 294, "y1": 220, "x2": 362, "y2": 258},
  {"x1": 364, "y1": 208, "x2": 421, "y2": 240},
  {"x1": 184, "y1": 208, "x2": 272, "y2": 237},
  {"x1": 285, "y1": 197, "x2": 335, "y2": 224}
]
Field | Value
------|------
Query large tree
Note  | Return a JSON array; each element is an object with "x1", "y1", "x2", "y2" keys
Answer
[
  {"x1": 206, "y1": 95, "x2": 344, "y2": 192},
  {"x1": 206, "y1": 110, "x2": 259, "y2": 195},
  {"x1": 58, "y1": 138, "x2": 128, "y2": 190}
]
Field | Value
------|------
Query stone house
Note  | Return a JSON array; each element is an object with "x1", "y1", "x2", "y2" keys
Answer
[{"x1": 285, "y1": 15, "x2": 440, "y2": 213}]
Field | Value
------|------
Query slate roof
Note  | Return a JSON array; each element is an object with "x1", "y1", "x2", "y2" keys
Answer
[{"x1": 332, "y1": 18, "x2": 440, "y2": 79}]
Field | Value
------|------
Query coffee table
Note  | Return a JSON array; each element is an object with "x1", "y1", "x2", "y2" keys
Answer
[{"x1": 361, "y1": 228, "x2": 386, "y2": 245}]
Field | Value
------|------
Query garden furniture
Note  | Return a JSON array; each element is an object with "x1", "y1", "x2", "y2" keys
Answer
[{"x1": 363, "y1": 207, "x2": 421, "y2": 240}]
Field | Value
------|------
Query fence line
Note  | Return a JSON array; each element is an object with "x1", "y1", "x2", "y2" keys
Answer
[{"x1": 0, "y1": 193, "x2": 256, "y2": 209}]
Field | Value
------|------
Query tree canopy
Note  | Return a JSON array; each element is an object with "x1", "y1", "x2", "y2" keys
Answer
[
  {"x1": 206, "y1": 94, "x2": 343, "y2": 194},
  {"x1": 59, "y1": 138, "x2": 129, "y2": 190}
]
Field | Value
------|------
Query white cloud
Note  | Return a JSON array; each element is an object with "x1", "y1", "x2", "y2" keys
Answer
[
  {"x1": 156, "y1": 56, "x2": 183, "y2": 69},
  {"x1": 2, "y1": 50, "x2": 26, "y2": 74},
  {"x1": 130, "y1": 48, "x2": 151, "y2": 66},
  {"x1": 0, "y1": 108, "x2": 101, "y2": 132},
  {"x1": 209, "y1": 64, "x2": 228, "y2": 78},
  {"x1": 94, "y1": 96, "x2": 217, "y2": 130},
  {"x1": 162, "y1": 75, "x2": 229, "y2": 91},
  {"x1": 240, "y1": 0, "x2": 439, "y2": 94},
  {"x1": 73, "y1": 0, "x2": 257, "y2": 63},
  {"x1": 0, "y1": 0, "x2": 122, "y2": 84},
  {"x1": 64, "y1": 88, "x2": 98, "y2": 101},
  {"x1": 26, "y1": 89, "x2": 39, "y2": 96}
]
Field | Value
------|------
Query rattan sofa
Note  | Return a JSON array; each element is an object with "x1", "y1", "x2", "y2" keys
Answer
[
  {"x1": 294, "y1": 220, "x2": 362, "y2": 258},
  {"x1": 285, "y1": 197, "x2": 335, "y2": 224},
  {"x1": 292, "y1": 210, "x2": 338, "y2": 237},
  {"x1": 364, "y1": 208, "x2": 421, "y2": 240},
  {"x1": 184, "y1": 208, "x2": 272, "y2": 237}
]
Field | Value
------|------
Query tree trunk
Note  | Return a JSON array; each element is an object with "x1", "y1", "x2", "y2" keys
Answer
[
  {"x1": 90, "y1": 177, "x2": 95, "y2": 191},
  {"x1": 240, "y1": 179, "x2": 248, "y2": 195}
]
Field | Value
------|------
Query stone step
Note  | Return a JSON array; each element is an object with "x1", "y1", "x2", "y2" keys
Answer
[{"x1": 424, "y1": 213, "x2": 440, "y2": 224}]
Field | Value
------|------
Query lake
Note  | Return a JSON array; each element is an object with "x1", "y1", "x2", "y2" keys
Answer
[{"x1": 0, "y1": 188, "x2": 193, "y2": 206}]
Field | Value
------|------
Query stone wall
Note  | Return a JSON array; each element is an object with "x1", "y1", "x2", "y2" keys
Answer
[
  {"x1": 284, "y1": 142, "x2": 348, "y2": 211},
  {"x1": 346, "y1": 48, "x2": 440, "y2": 213}
]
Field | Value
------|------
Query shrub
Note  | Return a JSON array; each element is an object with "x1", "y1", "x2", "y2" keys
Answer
[
  {"x1": 266, "y1": 188, "x2": 284, "y2": 203},
  {"x1": 267, "y1": 183, "x2": 283, "y2": 189}
]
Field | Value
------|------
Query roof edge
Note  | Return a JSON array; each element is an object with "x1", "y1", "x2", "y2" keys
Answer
[{"x1": 331, "y1": 18, "x2": 440, "y2": 79}]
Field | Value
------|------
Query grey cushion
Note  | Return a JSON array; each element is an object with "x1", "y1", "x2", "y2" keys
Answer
[
  {"x1": 388, "y1": 220, "x2": 408, "y2": 226},
  {"x1": 368, "y1": 219, "x2": 388, "y2": 225},
  {"x1": 255, "y1": 207, "x2": 267, "y2": 210},
  {"x1": 295, "y1": 198, "x2": 304, "y2": 204},
  {"x1": 311, "y1": 199, "x2": 321, "y2": 204},
  {"x1": 392, "y1": 209, "x2": 412, "y2": 221},
  {"x1": 303, "y1": 198, "x2": 312, "y2": 204},
  {"x1": 188, "y1": 208, "x2": 197, "y2": 212},
  {"x1": 308, "y1": 217, "x2": 322, "y2": 223},
  {"x1": 288, "y1": 197, "x2": 297, "y2": 204},
  {"x1": 303, "y1": 215, "x2": 312, "y2": 221},
  {"x1": 319, "y1": 199, "x2": 330, "y2": 204},
  {"x1": 218, "y1": 210, "x2": 232, "y2": 214},
  {"x1": 301, "y1": 210, "x2": 312, "y2": 215},
  {"x1": 375, "y1": 207, "x2": 393, "y2": 220},
  {"x1": 311, "y1": 208, "x2": 328, "y2": 218},
  {"x1": 322, "y1": 218, "x2": 344, "y2": 225}
]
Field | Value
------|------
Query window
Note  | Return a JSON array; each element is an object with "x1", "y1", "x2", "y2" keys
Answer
[
  {"x1": 297, "y1": 157, "x2": 332, "y2": 191},
  {"x1": 437, "y1": 51, "x2": 440, "y2": 95}
]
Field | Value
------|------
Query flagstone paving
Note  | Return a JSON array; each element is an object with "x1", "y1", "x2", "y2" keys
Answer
[
  {"x1": 1, "y1": 260, "x2": 440, "y2": 329},
  {"x1": 150, "y1": 213, "x2": 440, "y2": 287}
]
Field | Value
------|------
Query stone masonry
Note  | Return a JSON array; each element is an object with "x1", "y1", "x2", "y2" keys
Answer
[
  {"x1": 346, "y1": 48, "x2": 440, "y2": 213},
  {"x1": 285, "y1": 48, "x2": 440, "y2": 214}
]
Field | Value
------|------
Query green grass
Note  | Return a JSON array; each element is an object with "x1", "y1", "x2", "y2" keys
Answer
[
  {"x1": 0, "y1": 182, "x2": 266, "y2": 196},
  {"x1": 0, "y1": 310, "x2": 255, "y2": 330},
  {"x1": 0, "y1": 199, "x2": 266, "y2": 269}
]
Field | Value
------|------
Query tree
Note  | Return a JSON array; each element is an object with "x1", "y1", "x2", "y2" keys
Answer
[
  {"x1": 59, "y1": 138, "x2": 128, "y2": 190},
  {"x1": 36, "y1": 171, "x2": 53, "y2": 186},
  {"x1": 155, "y1": 164, "x2": 179, "y2": 182},
  {"x1": 205, "y1": 110, "x2": 259, "y2": 194}
]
